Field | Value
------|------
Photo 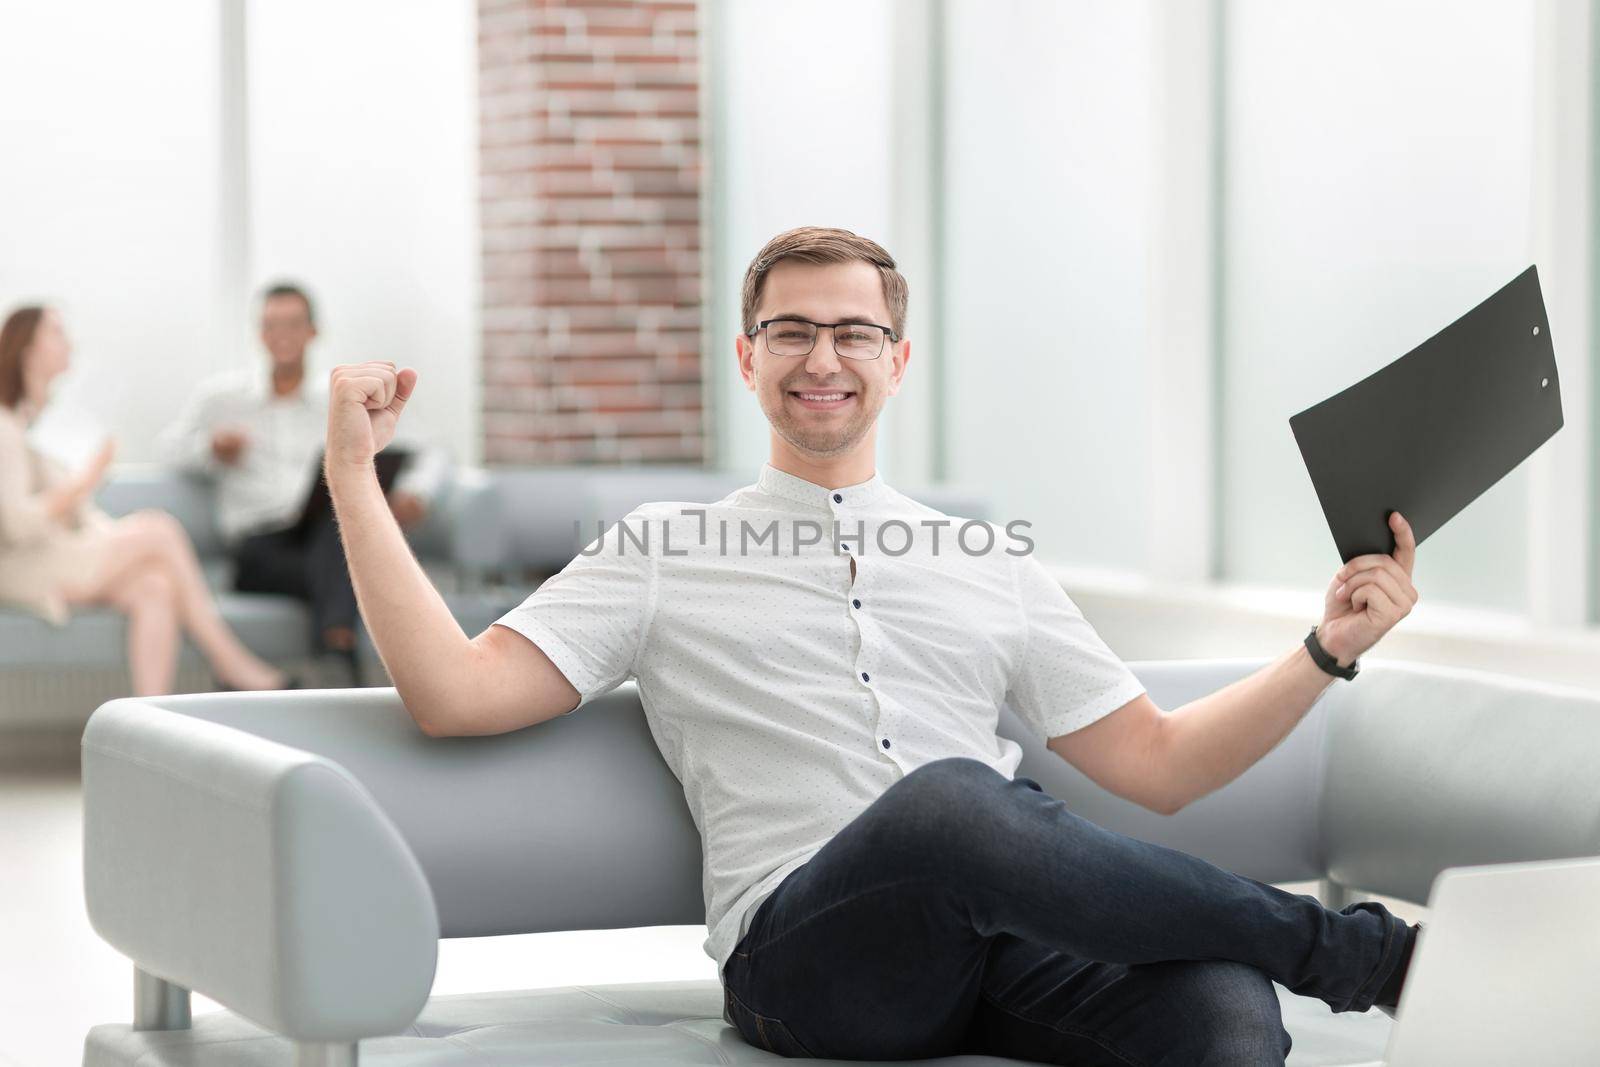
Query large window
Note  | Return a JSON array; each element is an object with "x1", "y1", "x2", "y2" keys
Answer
[
  {"x1": 0, "y1": 1, "x2": 223, "y2": 459},
  {"x1": 941, "y1": 0, "x2": 1154, "y2": 568},
  {"x1": 1219, "y1": 1, "x2": 1540, "y2": 613},
  {"x1": 709, "y1": 0, "x2": 1593, "y2": 628},
  {"x1": 0, "y1": 0, "x2": 477, "y2": 465}
]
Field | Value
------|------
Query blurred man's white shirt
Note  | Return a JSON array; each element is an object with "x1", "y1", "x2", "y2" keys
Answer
[{"x1": 160, "y1": 368, "x2": 446, "y2": 543}]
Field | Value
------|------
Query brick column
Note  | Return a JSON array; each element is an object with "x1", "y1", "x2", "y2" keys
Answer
[{"x1": 478, "y1": 0, "x2": 705, "y2": 464}]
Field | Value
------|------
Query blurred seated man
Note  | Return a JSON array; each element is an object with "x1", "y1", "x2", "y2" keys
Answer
[{"x1": 160, "y1": 282, "x2": 445, "y2": 669}]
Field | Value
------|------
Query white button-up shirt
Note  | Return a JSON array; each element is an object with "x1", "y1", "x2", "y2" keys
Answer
[{"x1": 494, "y1": 464, "x2": 1146, "y2": 982}]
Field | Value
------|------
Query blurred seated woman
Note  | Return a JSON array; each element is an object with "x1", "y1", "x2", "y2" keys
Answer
[{"x1": 0, "y1": 305, "x2": 289, "y2": 695}]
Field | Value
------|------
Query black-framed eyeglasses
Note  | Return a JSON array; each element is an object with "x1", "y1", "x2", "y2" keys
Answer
[{"x1": 746, "y1": 317, "x2": 899, "y2": 360}]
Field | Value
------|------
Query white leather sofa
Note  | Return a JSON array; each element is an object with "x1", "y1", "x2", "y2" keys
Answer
[{"x1": 79, "y1": 658, "x2": 1600, "y2": 1066}]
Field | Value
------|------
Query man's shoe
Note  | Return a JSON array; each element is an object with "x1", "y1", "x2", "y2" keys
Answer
[
  {"x1": 339, "y1": 646, "x2": 361, "y2": 687},
  {"x1": 1375, "y1": 921, "x2": 1424, "y2": 1018}
]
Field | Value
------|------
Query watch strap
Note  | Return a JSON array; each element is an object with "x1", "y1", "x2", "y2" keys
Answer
[{"x1": 1305, "y1": 626, "x2": 1359, "y2": 680}]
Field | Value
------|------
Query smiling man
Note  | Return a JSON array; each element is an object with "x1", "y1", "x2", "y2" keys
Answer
[{"x1": 324, "y1": 227, "x2": 1421, "y2": 1066}]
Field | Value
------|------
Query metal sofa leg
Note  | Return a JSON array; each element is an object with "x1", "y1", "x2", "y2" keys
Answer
[
  {"x1": 1319, "y1": 876, "x2": 1359, "y2": 910},
  {"x1": 295, "y1": 1042, "x2": 359, "y2": 1066},
  {"x1": 133, "y1": 967, "x2": 191, "y2": 1031}
]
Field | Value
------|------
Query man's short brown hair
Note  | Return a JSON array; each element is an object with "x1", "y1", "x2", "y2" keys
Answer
[
  {"x1": 740, "y1": 227, "x2": 909, "y2": 339},
  {"x1": 260, "y1": 281, "x2": 316, "y2": 327}
]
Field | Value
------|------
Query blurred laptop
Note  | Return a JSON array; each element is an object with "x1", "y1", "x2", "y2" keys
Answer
[{"x1": 1383, "y1": 856, "x2": 1600, "y2": 1065}]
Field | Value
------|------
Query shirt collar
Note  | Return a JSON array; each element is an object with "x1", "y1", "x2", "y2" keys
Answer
[
  {"x1": 248, "y1": 370, "x2": 318, "y2": 406},
  {"x1": 755, "y1": 463, "x2": 891, "y2": 512}
]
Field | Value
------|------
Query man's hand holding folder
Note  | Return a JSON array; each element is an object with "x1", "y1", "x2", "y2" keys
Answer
[
  {"x1": 1289, "y1": 265, "x2": 1565, "y2": 668},
  {"x1": 1315, "y1": 510, "x2": 1421, "y2": 667}
]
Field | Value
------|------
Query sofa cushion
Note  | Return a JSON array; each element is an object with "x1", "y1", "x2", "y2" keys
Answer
[
  {"x1": 83, "y1": 978, "x2": 1392, "y2": 1066},
  {"x1": 0, "y1": 594, "x2": 312, "y2": 669}
]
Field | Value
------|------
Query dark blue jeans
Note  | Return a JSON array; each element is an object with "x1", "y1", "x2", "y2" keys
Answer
[{"x1": 721, "y1": 756, "x2": 1409, "y2": 1065}]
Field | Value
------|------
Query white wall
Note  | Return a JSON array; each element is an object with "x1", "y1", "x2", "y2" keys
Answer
[
  {"x1": 0, "y1": 1, "x2": 479, "y2": 466},
  {"x1": 246, "y1": 0, "x2": 480, "y2": 465},
  {"x1": 0, "y1": 1, "x2": 226, "y2": 460}
]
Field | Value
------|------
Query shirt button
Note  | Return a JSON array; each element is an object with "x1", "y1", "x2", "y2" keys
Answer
[
  {"x1": 861, "y1": 672, "x2": 870, "y2": 683},
  {"x1": 833, "y1": 493, "x2": 843, "y2": 503},
  {"x1": 852, "y1": 598, "x2": 861, "y2": 609},
  {"x1": 881, "y1": 738, "x2": 891, "y2": 749}
]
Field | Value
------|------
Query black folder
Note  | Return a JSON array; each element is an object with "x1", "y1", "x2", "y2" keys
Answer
[{"x1": 1289, "y1": 265, "x2": 1564, "y2": 563}]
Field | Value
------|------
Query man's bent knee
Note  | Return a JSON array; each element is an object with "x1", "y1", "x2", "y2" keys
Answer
[
  {"x1": 899, "y1": 756, "x2": 1007, "y2": 795},
  {"x1": 856, "y1": 758, "x2": 1039, "y2": 880},
  {"x1": 881, "y1": 758, "x2": 1011, "y2": 830}
]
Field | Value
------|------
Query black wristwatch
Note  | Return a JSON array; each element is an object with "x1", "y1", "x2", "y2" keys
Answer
[{"x1": 1304, "y1": 625, "x2": 1359, "y2": 681}]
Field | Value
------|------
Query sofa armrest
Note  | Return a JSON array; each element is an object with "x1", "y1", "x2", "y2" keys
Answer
[
  {"x1": 1318, "y1": 660, "x2": 1600, "y2": 904},
  {"x1": 81, "y1": 695, "x2": 439, "y2": 1042}
]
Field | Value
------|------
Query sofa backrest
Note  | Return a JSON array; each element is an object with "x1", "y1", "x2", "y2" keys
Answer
[
  {"x1": 1316, "y1": 661, "x2": 1600, "y2": 904},
  {"x1": 96, "y1": 469, "x2": 226, "y2": 557},
  {"x1": 168, "y1": 658, "x2": 1339, "y2": 938},
  {"x1": 178, "y1": 683, "x2": 706, "y2": 937},
  {"x1": 487, "y1": 465, "x2": 748, "y2": 576},
  {"x1": 97, "y1": 651, "x2": 1600, "y2": 941},
  {"x1": 1013, "y1": 658, "x2": 1329, "y2": 885}
]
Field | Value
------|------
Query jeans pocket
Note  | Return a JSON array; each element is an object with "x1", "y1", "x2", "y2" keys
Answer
[{"x1": 725, "y1": 983, "x2": 819, "y2": 1059}]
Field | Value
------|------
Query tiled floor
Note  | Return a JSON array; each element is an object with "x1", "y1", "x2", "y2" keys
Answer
[{"x1": 2, "y1": 772, "x2": 1424, "y2": 1067}]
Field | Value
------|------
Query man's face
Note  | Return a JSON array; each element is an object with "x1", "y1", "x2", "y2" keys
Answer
[
  {"x1": 736, "y1": 260, "x2": 910, "y2": 459},
  {"x1": 259, "y1": 294, "x2": 316, "y2": 370}
]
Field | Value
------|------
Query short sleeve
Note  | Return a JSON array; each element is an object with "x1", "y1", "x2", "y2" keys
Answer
[
  {"x1": 1005, "y1": 553, "x2": 1147, "y2": 741},
  {"x1": 491, "y1": 508, "x2": 659, "y2": 713}
]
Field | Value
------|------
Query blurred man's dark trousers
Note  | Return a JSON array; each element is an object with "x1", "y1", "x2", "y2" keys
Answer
[{"x1": 231, "y1": 513, "x2": 357, "y2": 655}]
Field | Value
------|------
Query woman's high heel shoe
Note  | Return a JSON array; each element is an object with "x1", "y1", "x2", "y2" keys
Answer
[{"x1": 212, "y1": 671, "x2": 303, "y2": 693}]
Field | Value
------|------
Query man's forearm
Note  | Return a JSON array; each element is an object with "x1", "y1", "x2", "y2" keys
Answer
[
  {"x1": 1154, "y1": 642, "x2": 1339, "y2": 812},
  {"x1": 327, "y1": 462, "x2": 474, "y2": 725}
]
